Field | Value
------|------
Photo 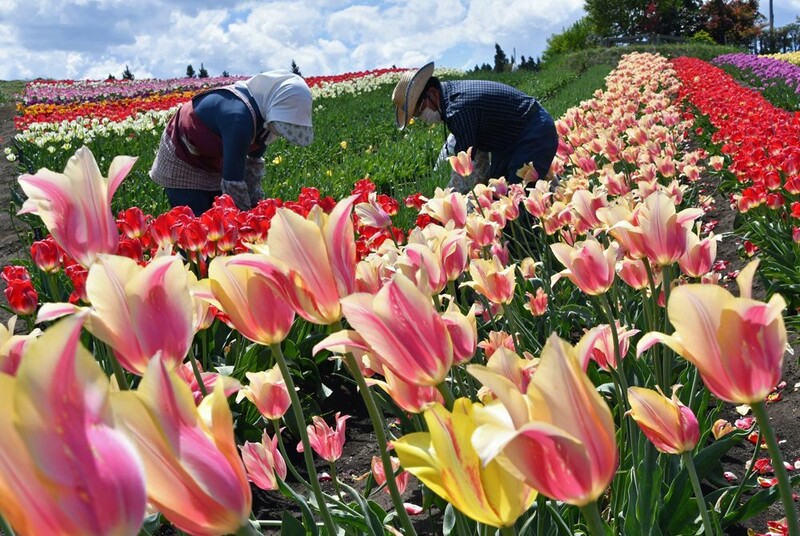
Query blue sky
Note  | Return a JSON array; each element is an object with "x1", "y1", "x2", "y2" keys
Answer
[{"x1": 0, "y1": 0, "x2": 797, "y2": 81}]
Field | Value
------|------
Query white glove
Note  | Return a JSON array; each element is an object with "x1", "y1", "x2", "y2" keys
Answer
[
  {"x1": 220, "y1": 179, "x2": 252, "y2": 211},
  {"x1": 244, "y1": 156, "x2": 265, "y2": 205}
]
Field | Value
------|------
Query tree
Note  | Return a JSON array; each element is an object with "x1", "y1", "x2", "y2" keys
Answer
[
  {"x1": 198, "y1": 63, "x2": 209, "y2": 78},
  {"x1": 222, "y1": 70, "x2": 231, "y2": 77},
  {"x1": 186, "y1": 64, "x2": 196, "y2": 78},
  {"x1": 542, "y1": 17, "x2": 596, "y2": 62},
  {"x1": 493, "y1": 43, "x2": 509, "y2": 73},
  {"x1": 701, "y1": 0, "x2": 762, "y2": 46},
  {"x1": 291, "y1": 60, "x2": 302, "y2": 76},
  {"x1": 122, "y1": 65, "x2": 134, "y2": 81},
  {"x1": 106, "y1": 73, "x2": 116, "y2": 81}
]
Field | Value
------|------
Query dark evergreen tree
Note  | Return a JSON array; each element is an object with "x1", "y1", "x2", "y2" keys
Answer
[
  {"x1": 198, "y1": 63, "x2": 209, "y2": 78},
  {"x1": 493, "y1": 43, "x2": 509, "y2": 73},
  {"x1": 291, "y1": 60, "x2": 302, "y2": 76},
  {"x1": 186, "y1": 64, "x2": 196, "y2": 78},
  {"x1": 122, "y1": 65, "x2": 134, "y2": 80},
  {"x1": 222, "y1": 70, "x2": 231, "y2": 77}
]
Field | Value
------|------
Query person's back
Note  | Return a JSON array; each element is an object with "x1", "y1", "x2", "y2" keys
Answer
[{"x1": 440, "y1": 79, "x2": 538, "y2": 154}]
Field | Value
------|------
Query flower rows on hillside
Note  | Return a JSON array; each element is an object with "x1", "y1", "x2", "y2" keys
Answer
[{"x1": 713, "y1": 53, "x2": 800, "y2": 95}]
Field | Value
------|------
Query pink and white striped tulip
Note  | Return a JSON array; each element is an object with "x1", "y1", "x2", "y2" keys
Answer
[
  {"x1": 327, "y1": 274, "x2": 454, "y2": 386},
  {"x1": 463, "y1": 256, "x2": 517, "y2": 305},
  {"x1": 470, "y1": 333, "x2": 618, "y2": 506},
  {"x1": 0, "y1": 316, "x2": 41, "y2": 375},
  {"x1": 449, "y1": 147, "x2": 474, "y2": 177},
  {"x1": 236, "y1": 365, "x2": 292, "y2": 420},
  {"x1": 111, "y1": 356, "x2": 252, "y2": 536},
  {"x1": 638, "y1": 260, "x2": 787, "y2": 404},
  {"x1": 240, "y1": 431, "x2": 287, "y2": 491},
  {"x1": 0, "y1": 314, "x2": 146, "y2": 536},
  {"x1": 206, "y1": 254, "x2": 296, "y2": 345},
  {"x1": 37, "y1": 254, "x2": 195, "y2": 375},
  {"x1": 17, "y1": 147, "x2": 134, "y2": 268},
  {"x1": 246, "y1": 195, "x2": 358, "y2": 324},
  {"x1": 627, "y1": 386, "x2": 699, "y2": 454},
  {"x1": 551, "y1": 237, "x2": 619, "y2": 296}
]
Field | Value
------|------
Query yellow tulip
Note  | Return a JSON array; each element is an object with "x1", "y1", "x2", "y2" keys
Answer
[{"x1": 394, "y1": 398, "x2": 536, "y2": 528}]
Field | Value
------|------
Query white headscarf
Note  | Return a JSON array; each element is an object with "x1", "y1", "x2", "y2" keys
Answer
[{"x1": 235, "y1": 70, "x2": 313, "y2": 129}]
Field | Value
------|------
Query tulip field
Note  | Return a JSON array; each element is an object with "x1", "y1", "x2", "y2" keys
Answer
[{"x1": 1, "y1": 47, "x2": 800, "y2": 536}]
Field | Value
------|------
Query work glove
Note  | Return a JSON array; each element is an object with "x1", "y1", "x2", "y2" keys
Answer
[
  {"x1": 220, "y1": 179, "x2": 252, "y2": 211},
  {"x1": 244, "y1": 156, "x2": 266, "y2": 206}
]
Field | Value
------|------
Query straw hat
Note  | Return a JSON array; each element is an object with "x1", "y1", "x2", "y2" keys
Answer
[{"x1": 392, "y1": 61, "x2": 435, "y2": 129}]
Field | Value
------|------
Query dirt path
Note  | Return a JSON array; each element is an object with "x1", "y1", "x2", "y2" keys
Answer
[{"x1": 0, "y1": 102, "x2": 26, "y2": 328}]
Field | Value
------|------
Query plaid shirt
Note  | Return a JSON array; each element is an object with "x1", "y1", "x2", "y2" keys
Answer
[{"x1": 439, "y1": 80, "x2": 539, "y2": 154}]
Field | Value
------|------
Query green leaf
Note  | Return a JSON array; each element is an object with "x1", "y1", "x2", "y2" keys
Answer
[
  {"x1": 721, "y1": 474, "x2": 800, "y2": 527},
  {"x1": 277, "y1": 477, "x2": 320, "y2": 536},
  {"x1": 338, "y1": 480, "x2": 385, "y2": 536},
  {"x1": 280, "y1": 511, "x2": 308, "y2": 536},
  {"x1": 443, "y1": 503, "x2": 456, "y2": 535}
]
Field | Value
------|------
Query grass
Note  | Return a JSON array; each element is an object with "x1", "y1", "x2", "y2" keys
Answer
[{"x1": 0, "y1": 80, "x2": 25, "y2": 105}]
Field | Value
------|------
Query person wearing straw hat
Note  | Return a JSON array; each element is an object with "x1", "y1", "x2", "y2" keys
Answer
[
  {"x1": 392, "y1": 61, "x2": 558, "y2": 192},
  {"x1": 150, "y1": 70, "x2": 314, "y2": 215}
]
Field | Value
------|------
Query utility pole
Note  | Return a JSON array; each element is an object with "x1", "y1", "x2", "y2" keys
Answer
[{"x1": 769, "y1": 0, "x2": 775, "y2": 52}]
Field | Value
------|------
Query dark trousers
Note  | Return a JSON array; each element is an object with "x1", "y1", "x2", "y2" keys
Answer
[
  {"x1": 492, "y1": 104, "x2": 558, "y2": 183},
  {"x1": 165, "y1": 188, "x2": 221, "y2": 216}
]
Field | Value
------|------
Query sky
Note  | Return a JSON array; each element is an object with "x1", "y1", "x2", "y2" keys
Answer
[{"x1": 0, "y1": 0, "x2": 798, "y2": 81}]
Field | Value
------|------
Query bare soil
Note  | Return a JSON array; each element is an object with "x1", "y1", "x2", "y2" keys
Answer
[{"x1": 0, "y1": 99, "x2": 796, "y2": 536}]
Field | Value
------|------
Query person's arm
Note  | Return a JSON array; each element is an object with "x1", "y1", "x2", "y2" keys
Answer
[{"x1": 217, "y1": 116, "x2": 256, "y2": 210}]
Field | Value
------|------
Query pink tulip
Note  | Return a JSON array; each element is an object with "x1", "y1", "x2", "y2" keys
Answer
[
  {"x1": 236, "y1": 365, "x2": 292, "y2": 420},
  {"x1": 0, "y1": 316, "x2": 41, "y2": 376},
  {"x1": 111, "y1": 356, "x2": 252, "y2": 536},
  {"x1": 206, "y1": 254, "x2": 296, "y2": 345},
  {"x1": 627, "y1": 386, "x2": 700, "y2": 454},
  {"x1": 397, "y1": 243, "x2": 448, "y2": 295},
  {"x1": 174, "y1": 361, "x2": 242, "y2": 405},
  {"x1": 421, "y1": 189, "x2": 469, "y2": 228},
  {"x1": 366, "y1": 367, "x2": 444, "y2": 414},
  {"x1": 581, "y1": 322, "x2": 640, "y2": 371},
  {"x1": 449, "y1": 147, "x2": 474, "y2": 177},
  {"x1": 37, "y1": 254, "x2": 195, "y2": 375},
  {"x1": 328, "y1": 274, "x2": 454, "y2": 386},
  {"x1": 17, "y1": 147, "x2": 135, "y2": 268},
  {"x1": 371, "y1": 455, "x2": 410, "y2": 494},
  {"x1": 355, "y1": 192, "x2": 393, "y2": 229},
  {"x1": 470, "y1": 333, "x2": 618, "y2": 506},
  {"x1": 678, "y1": 230, "x2": 718, "y2": 278},
  {"x1": 463, "y1": 256, "x2": 517, "y2": 305},
  {"x1": 636, "y1": 191, "x2": 704, "y2": 267},
  {"x1": 241, "y1": 431, "x2": 287, "y2": 491},
  {"x1": 524, "y1": 288, "x2": 549, "y2": 317},
  {"x1": 0, "y1": 314, "x2": 146, "y2": 535},
  {"x1": 246, "y1": 195, "x2": 358, "y2": 325},
  {"x1": 638, "y1": 260, "x2": 787, "y2": 404},
  {"x1": 551, "y1": 237, "x2": 619, "y2": 295},
  {"x1": 297, "y1": 412, "x2": 350, "y2": 462}
]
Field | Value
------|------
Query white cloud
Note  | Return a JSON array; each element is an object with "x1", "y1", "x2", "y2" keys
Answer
[{"x1": 0, "y1": 0, "x2": 586, "y2": 80}]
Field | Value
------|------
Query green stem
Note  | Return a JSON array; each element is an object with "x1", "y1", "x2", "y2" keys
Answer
[
  {"x1": 270, "y1": 343, "x2": 338, "y2": 535},
  {"x1": 341, "y1": 351, "x2": 418, "y2": 536},
  {"x1": 272, "y1": 418, "x2": 312, "y2": 489},
  {"x1": 681, "y1": 451, "x2": 717, "y2": 536},
  {"x1": 234, "y1": 521, "x2": 263, "y2": 536},
  {"x1": 329, "y1": 461, "x2": 342, "y2": 501},
  {"x1": 579, "y1": 501, "x2": 607, "y2": 536},
  {"x1": 187, "y1": 346, "x2": 208, "y2": 397},
  {"x1": 437, "y1": 381, "x2": 456, "y2": 410},
  {"x1": 499, "y1": 524, "x2": 517, "y2": 535},
  {"x1": 660, "y1": 265, "x2": 674, "y2": 388},
  {"x1": 751, "y1": 401, "x2": 800, "y2": 536},
  {"x1": 108, "y1": 346, "x2": 130, "y2": 391}
]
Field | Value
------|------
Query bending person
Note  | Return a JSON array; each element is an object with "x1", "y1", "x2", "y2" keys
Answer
[{"x1": 150, "y1": 70, "x2": 313, "y2": 215}]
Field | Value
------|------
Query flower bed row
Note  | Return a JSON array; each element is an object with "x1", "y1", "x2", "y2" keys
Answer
[
  {"x1": 672, "y1": 55, "x2": 800, "y2": 310},
  {"x1": 1, "y1": 52, "x2": 797, "y2": 536}
]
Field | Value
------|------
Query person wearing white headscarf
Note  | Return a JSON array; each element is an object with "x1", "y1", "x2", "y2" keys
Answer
[{"x1": 149, "y1": 70, "x2": 314, "y2": 214}]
